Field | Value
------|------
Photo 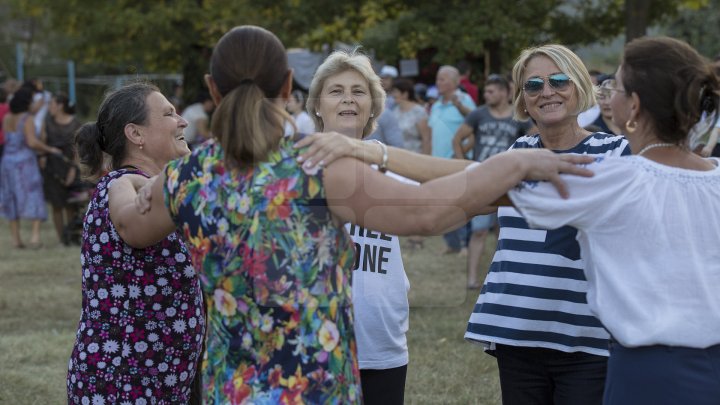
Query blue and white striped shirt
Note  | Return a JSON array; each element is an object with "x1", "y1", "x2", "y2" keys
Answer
[{"x1": 464, "y1": 133, "x2": 630, "y2": 356}]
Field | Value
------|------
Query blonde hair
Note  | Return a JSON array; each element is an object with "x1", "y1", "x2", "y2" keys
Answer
[
  {"x1": 306, "y1": 49, "x2": 386, "y2": 138},
  {"x1": 511, "y1": 44, "x2": 595, "y2": 121}
]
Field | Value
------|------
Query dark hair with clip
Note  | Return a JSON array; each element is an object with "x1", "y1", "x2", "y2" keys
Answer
[
  {"x1": 75, "y1": 82, "x2": 159, "y2": 177},
  {"x1": 621, "y1": 36, "x2": 720, "y2": 144}
]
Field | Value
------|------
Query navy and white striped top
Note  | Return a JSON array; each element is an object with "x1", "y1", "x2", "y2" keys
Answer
[{"x1": 464, "y1": 132, "x2": 630, "y2": 356}]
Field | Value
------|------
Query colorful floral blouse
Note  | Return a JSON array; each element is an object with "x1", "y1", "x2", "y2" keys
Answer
[
  {"x1": 67, "y1": 169, "x2": 206, "y2": 405},
  {"x1": 164, "y1": 137, "x2": 361, "y2": 404}
]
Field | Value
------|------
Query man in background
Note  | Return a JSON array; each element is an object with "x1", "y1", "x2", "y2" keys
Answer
[
  {"x1": 181, "y1": 91, "x2": 214, "y2": 148},
  {"x1": 429, "y1": 65, "x2": 476, "y2": 255},
  {"x1": 453, "y1": 74, "x2": 531, "y2": 287},
  {"x1": 457, "y1": 61, "x2": 479, "y2": 105}
]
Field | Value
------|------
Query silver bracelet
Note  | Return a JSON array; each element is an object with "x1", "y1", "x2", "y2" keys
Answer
[{"x1": 368, "y1": 139, "x2": 388, "y2": 171}]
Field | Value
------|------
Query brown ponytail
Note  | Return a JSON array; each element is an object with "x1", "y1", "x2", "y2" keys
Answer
[{"x1": 208, "y1": 26, "x2": 292, "y2": 168}]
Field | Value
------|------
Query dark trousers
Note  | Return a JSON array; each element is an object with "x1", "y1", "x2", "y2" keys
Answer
[
  {"x1": 443, "y1": 222, "x2": 469, "y2": 250},
  {"x1": 360, "y1": 364, "x2": 407, "y2": 405},
  {"x1": 494, "y1": 344, "x2": 607, "y2": 405},
  {"x1": 604, "y1": 342, "x2": 720, "y2": 405}
]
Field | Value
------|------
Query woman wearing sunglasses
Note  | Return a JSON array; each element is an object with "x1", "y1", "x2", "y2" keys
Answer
[
  {"x1": 463, "y1": 44, "x2": 629, "y2": 405},
  {"x1": 295, "y1": 44, "x2": 629, "y2": 404},
  {"x1": 510, "y1": 36, "x2": 720, "y2": 405}
]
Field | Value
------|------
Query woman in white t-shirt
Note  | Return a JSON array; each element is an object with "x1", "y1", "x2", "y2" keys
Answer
[
  {"x1": 305, "y1": 49, "x2": 412, "y2": 405},
  {"x1": 509, "y1": 36, "x2": 720, "y2": 405}
]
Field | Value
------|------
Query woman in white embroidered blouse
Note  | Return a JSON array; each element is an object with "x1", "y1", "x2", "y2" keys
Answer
[{"x1": 508, "y1": 36, "x2": 720, "y2": 405}]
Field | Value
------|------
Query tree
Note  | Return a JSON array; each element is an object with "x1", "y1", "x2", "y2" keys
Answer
[
  {"x1": 4, "y1": 0, "x2": 711, "y2": 98},
  {"x1": 662, "y1": 0, "x2": 720, "y2": 58}
]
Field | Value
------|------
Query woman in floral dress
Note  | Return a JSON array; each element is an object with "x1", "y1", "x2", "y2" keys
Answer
[
  {"x1": 0, "y1": 86, "x2": 61, "y2": 248},
  {"x1": 111, "y1": 26, "x2": 595, "y2": 404},
  {"x1": 66, "y1": 83, "x2": 205, "y2": 404}
]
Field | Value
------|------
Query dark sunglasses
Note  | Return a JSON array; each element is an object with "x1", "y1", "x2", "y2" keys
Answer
[{"x1": 523, "y1": 73, "x2": 572, "y2": 96}]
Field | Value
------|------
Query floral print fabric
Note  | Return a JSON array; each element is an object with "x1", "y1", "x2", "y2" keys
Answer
[
  {"x1": 164, "y1": 137, "x2": 361, "y2": 404},
  {"x1": 67, "y1": 168, "x2": 205, "y2": 405}
]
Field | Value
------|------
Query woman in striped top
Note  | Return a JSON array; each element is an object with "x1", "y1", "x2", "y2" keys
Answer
[{"x1": 295, "y1": 44, "x2": 629, "y2": 405}]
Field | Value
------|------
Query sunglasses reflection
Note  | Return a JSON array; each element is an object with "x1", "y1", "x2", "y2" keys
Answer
[{"x1": 523, "y1": 73, "x2": 572, "y2": 96}]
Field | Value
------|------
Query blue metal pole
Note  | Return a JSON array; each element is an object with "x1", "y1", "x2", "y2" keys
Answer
[
  {"x1": 16, "y1": 43, "x2": 24, "y2": 82},
  {"x1": 67, "y1": 60, "x2": 76, "y2": 105}
]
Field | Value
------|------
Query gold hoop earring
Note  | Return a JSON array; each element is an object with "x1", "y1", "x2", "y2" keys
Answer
[{"x1": 625, "y1": 120, "x2": 637, "y2": 134}]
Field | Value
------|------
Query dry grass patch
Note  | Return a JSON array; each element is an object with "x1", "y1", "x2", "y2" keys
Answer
[{"x1": 0, "y1": 219, "x2": 501, "y2": 404}]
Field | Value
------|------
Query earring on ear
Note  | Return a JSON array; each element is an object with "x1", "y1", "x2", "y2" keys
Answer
[
  {"x1": 625, "y1": 120, "x2": 637, "y2": 134},
  {"x1": 315, "y1": 111, "x2": 321, "y2": 117},
  {"x1": 370, "y1": 113, "x2": 375, "y2": 118},
  {"x1": 139, "y1": 143, "x2": 144, "y2": 150}
]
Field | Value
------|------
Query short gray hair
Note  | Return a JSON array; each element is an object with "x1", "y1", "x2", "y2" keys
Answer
[
  {"x1": 437, "y1": 65, "x2": 460, "y2": 87},
  {"x1": 307, "y1": 49, "x2": 386, "y2": 138}
]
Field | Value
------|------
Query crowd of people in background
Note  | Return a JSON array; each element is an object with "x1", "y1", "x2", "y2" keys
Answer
[{"x1": 2, "y1": 25, "x2": 720, "y2": 405}]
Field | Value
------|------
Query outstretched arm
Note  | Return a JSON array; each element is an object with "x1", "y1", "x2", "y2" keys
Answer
[
  {"x1": 323, "y1": 149, "x2": 594, "y2": 236},
  {"x1": 295, "y1": 132, "x2": 472, "y2": 183},
  {"x1": 109, "y1": 173, "x2": 176, "y2": 248}
]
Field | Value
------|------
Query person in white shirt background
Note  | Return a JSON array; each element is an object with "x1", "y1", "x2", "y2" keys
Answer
[
  {"x1": 284, "y1": 89, "x2": 315, "y2": 135},
  {"x1": 180, "y1": 91, "x2": 214, "y2": 148}
]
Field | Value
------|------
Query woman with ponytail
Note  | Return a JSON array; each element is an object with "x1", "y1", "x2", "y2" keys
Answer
[
  {"x1": 506, "y1": 37, "x2": 720, "y2": 404},
  {"x1": 113, "y1": 25, "x2": 594, "y2": 403},
  {"x1": 67, "y1": 83, "x2": 205, "y2": 404}
]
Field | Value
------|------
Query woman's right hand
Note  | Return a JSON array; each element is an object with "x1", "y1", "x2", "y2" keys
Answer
[
  {"x1": 294, "y1": 132, "x2": 376, "y2": 170},
  {"x1": 513, "y1": 149, "x2": 595, "y2": 198}
]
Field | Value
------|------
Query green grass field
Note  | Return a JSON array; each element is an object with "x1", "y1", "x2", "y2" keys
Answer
[{"x1": 0, "y1": 219, "x2": 501, "y2": 404}]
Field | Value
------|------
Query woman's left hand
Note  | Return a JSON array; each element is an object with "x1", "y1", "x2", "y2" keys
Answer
[
  {"x1": 134, "y1": 177, "x2": 156, "y2": 214},
  {"x1": 514, "y1": 149, "x2": 595, "y2": 198},
  {"x1": 294, "y1": 132, "x2": 366, "y2": 170}
]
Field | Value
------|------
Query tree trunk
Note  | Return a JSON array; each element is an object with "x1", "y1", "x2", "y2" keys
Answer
[
  {"x1": 625, "y1": 0, "x2": 652, "y2": 42},
  {"x1": 485, "y1": 40, "x2": 503, "y2": 77},
  {"x1": 181, "y1": 44, "x2": 211, "y2": 110}
]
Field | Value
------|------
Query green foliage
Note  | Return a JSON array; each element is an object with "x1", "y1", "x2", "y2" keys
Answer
[
  {"x1": 2, "y1": 0, "x2": 714, "y2": 81},
  {"x1": 662, "y1": 0, "x2": 720, "y2": 58}
]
